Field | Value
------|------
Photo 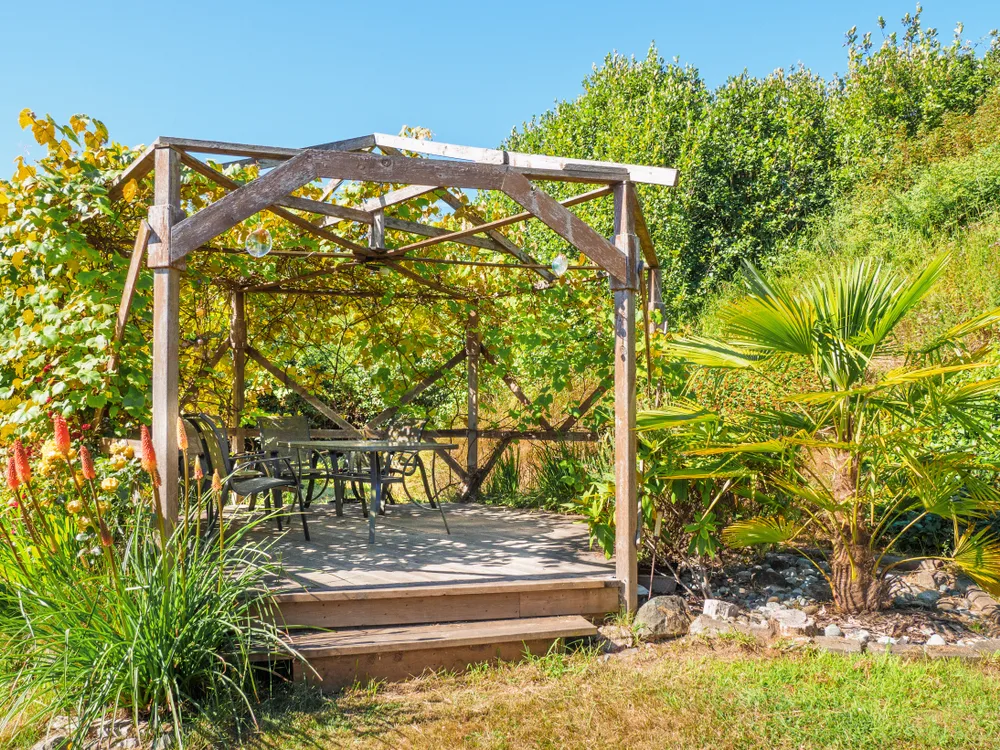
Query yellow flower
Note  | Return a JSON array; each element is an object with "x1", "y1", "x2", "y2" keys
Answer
[
  {"x1": 121, "y1": 445, "x2": 134, "y2": 459},
  {"x1": 110, "y1": 454, "x2": 128, "y2": 470},
  {"x1": 76, "y1": 516, "x2": 92, "y2": 532},
  {"x1": 66, "y1": 499, "x2": 84, "y2": 515},
  {"x1": 97, "y1": 501, "x2": 110, "y2": 514},
  {"x1": 41, "y1": 440, "x2": 62, "y2": 462},
  {"x1": 100, "y1": 477, "x2": 119, "y2": 493}
]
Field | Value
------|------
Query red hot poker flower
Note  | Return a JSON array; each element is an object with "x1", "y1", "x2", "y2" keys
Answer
[
  {"x1": 5, "y1": 459, "x2": 19, "y2": 492},
  {"x1": 79, "y1": 446, "x2": 96, "y2": 481},
  {"x1": 52, "y1": 414, "x2": 71, "y2": 457},
  {"x1": 12, "y1": 441, "x2": 31, "y2": 484},
  {"x1": 176, "y1": 417, "x2": 189, "y2": 452},
  {"x1": 140, "y1": 425, "x2": 156, "y2": 474}
]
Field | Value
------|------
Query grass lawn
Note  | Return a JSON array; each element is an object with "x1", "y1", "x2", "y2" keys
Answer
[{"x1": 196, "y1": 638, "x2": 1000, "y2": 749}]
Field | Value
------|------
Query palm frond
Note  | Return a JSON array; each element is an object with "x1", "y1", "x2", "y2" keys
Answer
[
  {"x1": 636, "y1": 400, "x2": 719, "y2": 432},
  {"x1": 952, "y1": 529, "x2": 1000, "y2": 597},
  {"x1": 722, "y1": 517, "x2": 803, "y2": 548},
  {"x1": 922, "y1": 305, "x2": 1000, "y2": 353},
  {"x1": 683, "y1": 440, "x2": 786, "y2": 457},
  {"x1": 662, "y1": 336, "x2": 763, "y2": 369}
]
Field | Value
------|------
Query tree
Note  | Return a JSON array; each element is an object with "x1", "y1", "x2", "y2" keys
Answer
[{"x1": 641, "y1": 254, "x2": 1000, "y2": 613}]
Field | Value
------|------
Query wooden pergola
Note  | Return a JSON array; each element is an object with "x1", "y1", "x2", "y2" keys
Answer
[{"x1": 108, "y1": 132, "x2": 678, "y2": 611}]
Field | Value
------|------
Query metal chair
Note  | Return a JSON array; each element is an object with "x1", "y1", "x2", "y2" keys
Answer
[
  {"x1": 188, "y1": 414, "x2": 310, "y2": 540},
  {"x1": 258, "y1": 415, "x2": 342, "y2": 508}
]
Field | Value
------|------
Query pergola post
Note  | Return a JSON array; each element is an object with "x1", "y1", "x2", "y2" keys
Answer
[
  {"x1": 612, "y1": 182, "x2": 640, "y2": 612},
  {"x1": 462, "y1": 307, "x2": 480, "y2": 501},
  {"x1": 148, "y1": 147, "x2": 183, "y2": 531},
  {"x1": 231, "y1": 290, "x2": 247, "y2": 450}
]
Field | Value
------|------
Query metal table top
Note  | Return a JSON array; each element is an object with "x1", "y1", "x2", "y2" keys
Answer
[{"x1": 280, "y1": 439, "x2": 458, "y2": 452}]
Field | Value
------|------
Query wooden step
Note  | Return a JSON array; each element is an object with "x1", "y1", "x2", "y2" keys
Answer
[
  {"x1": 270, "y1": 576, "x2": 619, "y2": 629},
  {"x1": 258, "y1": 615, "x2": 598, "y2": 689}
]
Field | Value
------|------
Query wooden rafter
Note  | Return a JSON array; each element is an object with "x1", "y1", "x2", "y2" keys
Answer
[
  {"x1": 179, "y1": 339, "x2": 232, "y2": 408},
  {"x1": 176, "y1": 151, "x2": 369, "y2": 254},
  {"x1": 479, "y1": 344, "x2": 555, "y2": 432},
  {"x1": 366, "y1": 349, "x2": 467, "y2": 429},
  {"x1": 557, "y1": 381, "x2": 611, "y2": 432}
]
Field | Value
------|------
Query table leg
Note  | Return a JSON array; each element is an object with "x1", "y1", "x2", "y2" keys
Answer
[
  {"x1": 334, "y1": 450, "x2": 344, "y2": 517},
  {"x1": 368, "y1": 453, "x2": 379, "y2": 544},
  {"x1": 306, "y1": 449, "x2": 319, "y2": 506}
]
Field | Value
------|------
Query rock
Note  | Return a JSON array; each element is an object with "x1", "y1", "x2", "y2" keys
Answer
[
  {"x1": 30, "y1": 737, "x2": 68, "y2": 750},
  {"x1": 876, "y1": 635, "x2": 898, "y2": 645},
  {"x1": 635, "y1": 595, "x2": 691, "y2": 641},
  {"x1": 824, "y1": 624, "x2": 843, "y2": 637},
  {"x1": 751, "y1": 569, "x2": 789, "y2": 589},
  {"x1": 936, "y1": 602, "x2": 955, "y2": 612},
  {"x1": 703, "y1": 599, "x2": 740, "y2": 620},
  {"x1": 766, "y1": 595, "x2": 780, "y2": 604},
  {"x1": 111, "y1": 740, "x2": 141, "y2": 750},
  {"x1": 925, "y1": 634, "x2": 947, "y2": 646},
  {"x1": 848, "y1": 629, "x2": 871, "y2": 644},
  {"x1": 889, "y1": 643, "x2": 926, "y2": 658},
  {"x1": 767, "y1": 608, "x2": 818, "y2": 637},
  {"x1": 812, "y1": 636, "x2": 864, "y2": 654},
  {"x1": 926, "y1": 645, "x2": 982, "y2": 660},
  {"x1": 967, "y1": 639, "x2": 1000, "y2": 654},
  {"x1": 803, "y1": 604, "x2": 820, "y2": 616},
  {"x1": 596, "y1": 624, "x2": 635, "y2": 653},
  {"x1": 915, "y1": 590, "x2": 940, "y2": 607},
  {"x1": 689, "y1": 614, "x2": 735, "y2": 637},
  {"x1": 649, "y1": 576, "x2": 677, "y2": 595},
  {"x1": 152, "y1": 735, "x2": 175, "y2": 750}
]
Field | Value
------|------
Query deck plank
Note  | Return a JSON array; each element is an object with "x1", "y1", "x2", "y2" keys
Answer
[{"x1": 239, "y1": 502, "x2": 614, "y2": 592}]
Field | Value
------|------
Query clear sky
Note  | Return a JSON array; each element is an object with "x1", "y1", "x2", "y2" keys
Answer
[{"x1": 1, "y1": 1, "x2": 996, "y2": 164}]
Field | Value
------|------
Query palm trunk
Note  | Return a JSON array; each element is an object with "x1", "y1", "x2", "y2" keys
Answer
[{"x1": 812, "y1": 446, "x2": 886, "y2": 613}]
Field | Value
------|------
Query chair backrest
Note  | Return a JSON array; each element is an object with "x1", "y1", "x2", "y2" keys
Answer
[
  {"x1": 386, "y1": 417, "x2": 427, "y2": 444},
  {"x1": 188, "y1": 414, "x2": 233, "y2": 477},
  {"x1": 259, "y1": 415, "x2": 311, "y2": 459}
]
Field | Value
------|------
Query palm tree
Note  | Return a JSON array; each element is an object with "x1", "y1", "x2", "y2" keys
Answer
[{"x1": 639, "y1": 254, "x2": 1000, "y2": 613}]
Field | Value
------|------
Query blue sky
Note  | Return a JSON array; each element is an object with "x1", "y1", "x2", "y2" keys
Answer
[{"x1": 1, "y1": 1, "x2": 996, "y2": 164}]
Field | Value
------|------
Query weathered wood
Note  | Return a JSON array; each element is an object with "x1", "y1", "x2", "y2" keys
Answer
[
  {"x1": 628, "y1": 186, "x2": 658, "y2": 270},
  {"x1": 366, "y1": 349, "x2": 467, "y2": 429},
  {"x1": 425, "y1": 429, "x2": 597, "y2": 442},
  {"x1": 270, "y1": 577, "x2": 617, "y2": 629},
  {"x1": 150, "y1": 147, "x2": 182, "y2": 531},
  {"x1": 230, "y1": 291, "x2": 247, "y2": 451},
  {"x1": 159, "y1": 134, "x2": 375, "y2": 161},
  {"x1": 107, "y1": 142, "x2": 157, "y2": 201},
  {"x1": 311, "y1": 150, "x2": 507, "y2": 190},
  {"x1": 557, "y1": 381, "x2": 611, "y2": 432},
  {"x1": 373, "y1": 132, "x2": 679, "y2": 186},
  {"x1": 245, "y1": 345, "x2": 361, "y2": 436},
  {"x1": 386, "y1": 185, "x2": 613, "y2": 258},
  {"x1": 611, "y1": 182, "x2": 639, "y2": 613},
  {"x1": 176, "y1": 150, "x2": 369, "y2": 255},
  {"x1": 462, "y1": 309, "x2": 480, "y2": 501},
  {"x1": 382, "y1": 215, "x2": 507, "y2": 253},
  {"x1": 169, "y1": 151, "x2": 319, "y2": 263},
  {"x1": 279, "y1": 194, "x2": 371, "y2": 224},
  {"x1": 479, "y1": 344, "x2": 555, "y2": 431},
  {"x1": 107, "y1": 221, "x2": 152, "y2": 377},
  {"x1": 361, "y1": 184, "x2": 438, "y2": 212},
  {"x1": 369, "y1": 208, "x2": 385, "y2": 249},
  {"x1": 501, "y1": 173, "x2": 628, "y2": 281}
]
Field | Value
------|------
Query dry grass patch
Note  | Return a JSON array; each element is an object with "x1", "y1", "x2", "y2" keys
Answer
[{"x1": 208, "y1": 639, "x2": 1000, "y2": 749}]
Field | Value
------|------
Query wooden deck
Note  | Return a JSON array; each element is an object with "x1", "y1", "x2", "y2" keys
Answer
[{"x1": 242, "y1": 501, "x2": 615, "y2": 593}]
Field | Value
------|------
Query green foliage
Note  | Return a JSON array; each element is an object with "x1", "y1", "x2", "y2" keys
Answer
[
  {"x1": 0, "y1": 423, "x2": 290, "y2": 747},
  {"x1": 658, "y1": 254, "x2": 1000, "y2": 611}
]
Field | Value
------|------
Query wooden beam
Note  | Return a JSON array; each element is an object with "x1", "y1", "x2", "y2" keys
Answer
[
  {"x1": 246, "y1": 345, "x2": 362, "y2": 436},
  {"x1": 647, "y1": 267, "x2": 668, "y2": 333},
  {"x1": 361, "y1": 184, "x2": 439, "y2": 212},
  {"x1": 385, "y1": 186, "x2": 613, "y2": 258},
  {"x1": 461, "y1": 436, "x2": 514, "y2": 501},
  {"x1": 150, "y1": 147, "x2": 183, "y2": 532},
  {"x1": 382, "y1": 215, "x2": 508, "y2": 253},
  {"x1": 501, "y1": 174, "x2": 628, "y2": 281},
  {"x1": 109, "y1": 221, "x2": 152, "y2": 367},
  {"x1": 366, "y1": 349, "x2": 467, "y2": 429},
  {"x1": 231, "y1": 291, "x2": 247, "y2": 451},
  {"x1": 280, "y1": 194, "x2": 372, "y2": 224},
  {"x1": 372, "y1": 133, "x2": 679, "y2": 186},
  {"x1": 158, "y1": 134, "x2": 375, "y2": 162},
  {"x1": 461, "y1": 309, "x2": 480, "y2": 501},
  {"x1": 557, "y1": 382, "x2": 611, "y2": 432},
  {"x1": 628, "y1": 186, "x2": 657, "y2": 270},
  {"x1": 426, "y1": 429, "x2": 598, "y2": 442},
  {"x1": 311, "y1": 150, "x2": 507, "y2": 191},
  {"x1": 176, "y1": 151, "x2": 369, "y2": 255},
  {"x1": 611, "y1": 182, "x2": 639, "y2": 613}
]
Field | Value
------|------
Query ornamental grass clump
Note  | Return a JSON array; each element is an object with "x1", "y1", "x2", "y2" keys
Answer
[{"x1": 0, "y1": 416, "x2": 294, "y2": 748}]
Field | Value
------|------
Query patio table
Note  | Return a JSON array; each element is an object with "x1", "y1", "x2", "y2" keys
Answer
[{"x1": 280, "y1": 439, "x2": 458, "y2": 544}]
